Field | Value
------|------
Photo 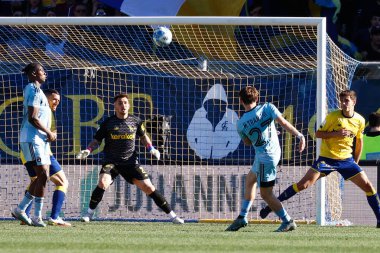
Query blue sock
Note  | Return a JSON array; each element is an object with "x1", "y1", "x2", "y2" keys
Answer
[
  {"x1": 367, "y1": 193, "x2": 380, "y2": 222},
  {"x1": 25, "y1": 200, "x2": 33, "y2": 217},
  {"x1": 239, "y1": 200, "x2": 253, "y2": 218},
  {"x1": 18, "y1": 192, "x2": 34, "y2": 211},
  {"x1": 278, "y1": 184, "x2": 298, "y2": 202},
  {"x1": 34, "y1": 197, "x2": 44, "y2": 218},
  {"x1": 51, "y1": 189, "x2": 65, "y2": 220},
  {"x1": 275, "y1": 207, "x2": 291, "y2": 223}
]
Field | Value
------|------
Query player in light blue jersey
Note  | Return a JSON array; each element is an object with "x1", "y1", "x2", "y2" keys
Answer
[
  {"x1": 12, "y1": 63, "x2": 57, "y2": 227},
  {"x1": 21, "y1": 89, "x2": 71, "y2": 227},
  {"x1": 226, "y1": 86, "x2": 305, "y2": 232}
]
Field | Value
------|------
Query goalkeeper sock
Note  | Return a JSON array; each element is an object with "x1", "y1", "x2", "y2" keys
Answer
[
  {"x1": 149, "y1": 190, "x2": 171, "y2": 214},
  {"x1": 278, "y1": 184, "x2": 299, "y2": 202},
  {"x1": 275, "y1": 207, "x2": 291, "y2": 223},
  {"x1": 89, "y1": 186, "x2": 105, "y2": 210},
  {"x1": 367, "y1": 192, "x2": 380, "y2": 222},
  {"x1": 18, "y1": 191, "x2": 34, "y2": 212},
  {"x1": 239, "y1": 200, "x2": 253, "y2": 218}
]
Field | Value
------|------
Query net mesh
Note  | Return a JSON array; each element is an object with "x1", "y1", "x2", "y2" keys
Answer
[{"x1": 0, "y1": 18, "x2": 360, "y2": 223}]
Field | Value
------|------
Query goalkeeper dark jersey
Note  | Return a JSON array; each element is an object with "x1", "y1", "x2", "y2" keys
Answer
[{"x1": 94, "y1": 115, "x2": 146, "y2": 165}]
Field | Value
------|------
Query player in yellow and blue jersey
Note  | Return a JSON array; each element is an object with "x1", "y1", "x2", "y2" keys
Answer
[
  {"x1": 225, "y1": 86, "x2": 305, "y2": 232},
  {"x1": 259, "y1": 90, "x2": 380, "y2": 228},
  {"x1": 12, "y1": 63, "x2": 57, "y2": 227}
]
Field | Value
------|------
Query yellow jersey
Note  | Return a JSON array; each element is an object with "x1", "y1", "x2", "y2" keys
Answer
[{"x1": 319, "y1": 110, "x2": 365, "y2": 160}]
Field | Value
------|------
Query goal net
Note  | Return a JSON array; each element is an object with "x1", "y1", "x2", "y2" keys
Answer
[{"x1": 0, "y1": 17, "x2": 360, "y2": 224}]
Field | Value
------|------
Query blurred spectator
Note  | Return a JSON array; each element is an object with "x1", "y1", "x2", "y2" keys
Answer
[
  {"x1": 12, "y1": 8, "x2": 25, "y2": 16},
  {"x1": 44, "y1": 7, "x2": 56, "y2": 16},
  {"x1": 26, "y1": 0, "x2": 43, "y2": 16},
  {"x1": 240, "y1": 0, "x2": 263, "y2": 16},
  {"x1": 309, "y1": 0, "x2": 341, "y2": 43},
  {"x1": 337, "y1": 35, "x2": 362, "y2": 60},
  {"x1": 91, "y1": 0, "x2": 115, "y2": 16},
  {"x1": 353, "y1": 10, "x2": 380, "y2": 53},
  {"x1": 353, "y1": 1, "x2": 380, "y2": 31},
  {"x1": 69, "y1": 2, "x2": 88, "y2": 16},
  {"x1": 42, "y1": 0, "x2": 68, "y2": 16},
  {"x1": 362, "y1": 26, "x2": 380, "y2": 61},
  {"x1": 336, "y1": 0, "x2": 356, "y2": 39}
]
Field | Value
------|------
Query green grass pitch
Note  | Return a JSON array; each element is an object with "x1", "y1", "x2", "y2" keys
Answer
[{"x1": 1, "y1": 221, "x2": 380, "y2": 253}]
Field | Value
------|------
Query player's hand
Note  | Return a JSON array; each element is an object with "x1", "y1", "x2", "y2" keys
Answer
[
  {"x1": 298, "y1": 135, "x2": 306, "y2": 152},
  {"x1": 150, "y1": 148, "x2": 160, "y2": 160},
  {"x1": 338, "y1": 129, "x2": 353, "y2": 138},
  {"x1": 47, "y1": 130, "x2": 57, "y2": 142},
  {"x1": 76, "y1": 149, "x2": 91, "y2": 159}
]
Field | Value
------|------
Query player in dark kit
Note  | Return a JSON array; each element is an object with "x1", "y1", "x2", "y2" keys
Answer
[{"x1": 77, "y1": 93, "x2": 184, "y2": 224}]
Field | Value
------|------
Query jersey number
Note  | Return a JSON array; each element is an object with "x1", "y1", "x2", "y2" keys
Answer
[{"x1": 247, "y1": 118, "x2": 272, "y2": 147}]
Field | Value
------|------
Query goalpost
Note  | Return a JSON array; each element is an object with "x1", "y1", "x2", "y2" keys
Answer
[{"x1": 0, "y1": 17, "x2": 360, "y2": 225}]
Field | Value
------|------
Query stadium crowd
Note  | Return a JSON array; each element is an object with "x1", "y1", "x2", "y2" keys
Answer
[{"x1": 0, "y1": 0, "x2": 379, "y2": 60}]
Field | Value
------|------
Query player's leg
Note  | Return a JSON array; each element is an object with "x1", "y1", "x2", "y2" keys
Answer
[
  {"x1": 13, "y1": 147, "x2": 35, "y2": 225},
  {"x1": 128, "y1": 165, "x2": 183, "y2": 224},
  {"x1": 349, "y1": 171, "x2": 380, "y2": 227},
  {"x1": 81, "y1": 164, "x2": 115, "y2": 222},
  {"x1": 225, "y1": 170, "x2": 256, "y2": 231},
  {"x1": 261, "y1": 187, "x2": 296, "y2": 232},
  {"x1": 28, "y1": 163, "x2": 50, "y2": 227},
  {"x1": 13, "y1": 143, "x2": 49, "y2": 226},
  {"x1": 260, "y1": 168, "x2": 323, "y2": 219},
  {"x1": 48, "y1": 156, "x2": 71, "y2": 227},
  {"x1": 256, "y1": 159, "x2": 296, "y2": 232},
  {"x1": 23, "y1": 162, "x2": 37, "y2": 220}
]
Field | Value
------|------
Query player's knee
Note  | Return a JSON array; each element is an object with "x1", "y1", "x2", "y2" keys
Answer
[
  {"x1": 98, "y1": 180, "x2": 110, "y2": 190},
  {"x1": 297, "y1": 181, "x2": 311, "y2": 191},
  {"x1": 62, "y1": 178, "x2": 69, "y2": 189},
  {"x1": 141, "y1": 184, "x2": 155, "y2": 194}
]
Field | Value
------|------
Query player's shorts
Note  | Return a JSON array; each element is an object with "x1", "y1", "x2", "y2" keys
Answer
[
  {"x1": 20, "y1": 142, "x2": 51, "y2": 166},
  {"x1": 99, "y1": 162, "x2": 149, "y2": 184},
  {"x1": 251, "y1": 154, "x2": 280, "y2": 188},
  {"x1": 311, "y1": 156, "x2": 363, "y2": 180},
  {"x1": 24, "y1": 155, "x2": 62, "y2": 178}
]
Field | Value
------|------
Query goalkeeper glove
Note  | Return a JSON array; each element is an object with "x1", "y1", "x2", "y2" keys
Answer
[
  {"x1": 147, "y1": 145, "x2": 160, "y2": 160},
  {"x1": 76, "y1": 149, "x2": 91, "y2": 159}
]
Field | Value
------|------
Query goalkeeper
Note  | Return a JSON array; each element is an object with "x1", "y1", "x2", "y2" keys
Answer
[{"x1": 77, "y1": 93, "x2": 184, "y2": 224}]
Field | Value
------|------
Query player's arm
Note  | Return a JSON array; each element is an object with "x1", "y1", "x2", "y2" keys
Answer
[
  {"x1": 353, "y1": 137, "x2": 363, "y2": 163},
  {"x1": 275, "y1": 114, "x2": 305, "y2": 152},
  {"x1": 28, "y1": 106, "x2": 56, "y2": 142},
  {"x1": 315, "y1": 129, "x2": 353, "y2": 139},
  {"x1": 140, "y1": 134, "x2": 160, "y2": 160}
]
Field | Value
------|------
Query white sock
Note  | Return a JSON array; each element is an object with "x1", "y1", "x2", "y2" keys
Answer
[
  {"x1": 87, "y1": 208, "x2": 94, "y2": 214},
  {"x1": 169, "y1": 211, "x2": 176, "y2": 218}
]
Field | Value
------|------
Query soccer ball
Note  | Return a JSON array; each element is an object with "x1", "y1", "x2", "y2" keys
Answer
[{"x1": 153, "y1": 27, "x2": 172, "y2": 47}]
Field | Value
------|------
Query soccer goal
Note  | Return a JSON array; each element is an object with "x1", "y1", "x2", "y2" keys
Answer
[{"x1": 0, "y1": 17, "x2": 360, "y2": 225}]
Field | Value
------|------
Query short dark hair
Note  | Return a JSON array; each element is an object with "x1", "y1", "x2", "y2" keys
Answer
[
  {"x1": 44, "y1": 89, "x2": 60, "y2": 97},
  {"x1": 22, "y1": 62, "x2": 40, "y2": 75},
  {"x1": 368, "y1": 112, "x2": 380, "y2": 127},
  {"x1": 239, "y1": 86, "x2": 259, "y2": 105},
  {"x1": 339, "y1": 90, "x2": 357, "y2": 100},
  {"x1": 114, "y1": 93, "x2": 129, "y2": 103}
]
